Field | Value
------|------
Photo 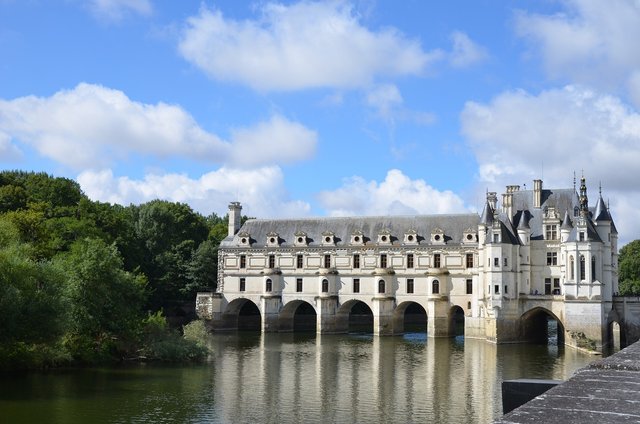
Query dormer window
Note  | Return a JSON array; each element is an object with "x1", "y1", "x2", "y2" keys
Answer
[
  {"x1": 404, "y1": 229, "x2": 419, "y2": 245},
  {"x1": 294, "y1": 231, "x2": 308, "y2": 246},
  {"x1": 322, "y1": 231, "x2": 335, "y2": 246},
  {"x1": 377, "y1": 229, "x2": 392, "y2": 245},
  {"x1": 266, "y1": 231, "x2": 280, "y2": 247},
  {"x1": 463, "y1": 228, "x2": 477, "y2": 244},
  {"x1": 350, "y1": 230, "x2": 365, "y2": 245},
  {"x1": 431, "y1": 228, "x2": 445, "y2": 244},
  {"x1": 237, "y1": 231, "x2": 251, "y2": 246}
]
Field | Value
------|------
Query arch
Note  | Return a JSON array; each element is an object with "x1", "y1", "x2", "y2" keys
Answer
[
  {"x1": 520, "y1": 307, "x2": 565, "y2": 346},
  {"x1": 393, "y1": 301, "x2": 428, "y2": 334},
  {"x1": 338, "y1": 299, "x2": 373, "y2": 333},
  {"x1": 449, "y1": 305, "x2": 465, "y2": 337},
  {"x1": 224, "y1": 298, "x2": 262, "y2": 331},
  {"x1": 606, "y1": 309, "x2": 627, "y2": 351},
  {"x1": 280, "y1": 300, "x2": 317, "y2": 332}
]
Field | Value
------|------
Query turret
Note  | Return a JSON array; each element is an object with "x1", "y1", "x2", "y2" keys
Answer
[
  {"x1": 517, "y1": 211, "x2": 530, "y2": 245},
  {"x1": 228, "y1": 202, "x2": 242, "y2": 237},
  {"x1": 560, "y1": 210, "x2": 573, "y2": 242}
]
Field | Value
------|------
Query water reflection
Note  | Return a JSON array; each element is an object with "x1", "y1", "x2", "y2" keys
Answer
[{"x1": 0, "y1": 333, "x2": 596, "y2": 424}]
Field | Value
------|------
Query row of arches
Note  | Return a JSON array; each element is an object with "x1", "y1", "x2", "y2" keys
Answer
[{"x1": 230, "y1": 299, "x2": 466, "y2": 336}]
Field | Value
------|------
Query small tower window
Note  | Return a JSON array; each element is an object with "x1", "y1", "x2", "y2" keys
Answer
[
  {"x1": 378, "y1": 279, "x2": 386, "y2": 294},
  {"x1": 322, "y1": 279, "x2": 329, "y2": 293},
  {"x1": 432, "y1": 279, "x2": 440, "y2": 294},
  {"x1": 580, "y1": 255, "x2": 586, "y2": 281},
  {"x1": 592, "y1": 256, "x2": 596, "y2": 281},
  {"x1": 296, "y1": 278, "x2": 303, "y2": 292},
  {"x1": 239, "y1": 278, "x2": 246, "y2": 292},
  {"x1": 353, "y1": 278, "x2": 360, "y2": 293},
  {"x1": 265, "y1": 278, "x2": 272, "y2": 292},
  {"x1": 407, "y1": 278, "x2": 414, "y2": 294}
]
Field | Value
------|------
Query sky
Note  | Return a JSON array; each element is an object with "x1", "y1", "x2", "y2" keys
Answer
[{"x1": 2, "y1": 0, "x2": 640, "y2": 245}]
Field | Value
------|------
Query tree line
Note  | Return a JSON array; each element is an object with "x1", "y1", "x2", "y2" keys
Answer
[{"x1": 0, "y1": 171, "x2": 232, "y2": 370}]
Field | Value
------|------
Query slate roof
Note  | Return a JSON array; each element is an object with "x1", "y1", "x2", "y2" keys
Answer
[
  {"x1": 506, "y1": 188, "x2": 578, "y2": 240},
  {"x1": 221, "y1": 214, "x2": 480, "y2": 248}
]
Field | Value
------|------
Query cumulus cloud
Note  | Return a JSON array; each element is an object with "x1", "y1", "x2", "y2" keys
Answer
[
  {"x1": 88, "y1": 0, "x2": 152, "y2": 21},
  {"x1": 0, "y1": 83, "x2": 316, "y2": 170},
  {"x1": 448, "y1": 31, "x2": 488, "y2": 68},
  {"x1": 78, "y1": 167, "x2": 311, "y2": 218},
  {"x1": 365, "y1": 84, "x2": 435, "y2": 125},
  {"x1": 461, "y1": 85, "x2": 640, "y2": 244},
  {"x1": 317, "y1": 169, "x2": 467, "y2": 216},
  {"x1": 515, "y1": 0, "x2": 640, "y2": 107},
  {"x1": 178, "y1": 2, "x2": 441, "y2": 91}
]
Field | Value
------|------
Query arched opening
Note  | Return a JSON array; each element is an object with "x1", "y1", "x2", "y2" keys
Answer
[
  {"x1": 521, "y1": 308, "x2": 564, "y2": 346},
  {"x1": 449, "y1": 306, "x2": 465, "y2": 337},
  {"x1": 394, "y1": 301, "x2": 428, "y2": 335},
  {"x1": 293, "y1": 302, "x2": 317, "y2": 332},
  {"x1": 607, "y1": 320, "x2": 626, "y2": 353},
  {"x1": 224, "y1": 299, "x2": 262, "y2": 331},
  {"x1": 344, "y1": 301, "x2": 374, "y2": 333}
]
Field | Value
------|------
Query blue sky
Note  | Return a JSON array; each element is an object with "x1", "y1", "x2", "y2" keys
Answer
[{"x1": 2, "y1": 0, "x2": 640, "y2": 244}]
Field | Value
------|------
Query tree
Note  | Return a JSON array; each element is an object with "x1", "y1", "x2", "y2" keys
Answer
[
  {"x1": 618, "y1": 240, "x2": 640, "y2": 295},
  {"x1": 54, "y1": 238, "x2": 146, "y2": 361}
]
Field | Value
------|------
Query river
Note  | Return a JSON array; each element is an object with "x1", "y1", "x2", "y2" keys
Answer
[{"x1": 0, "y1": 332, "x2": 596, "y2": 423}]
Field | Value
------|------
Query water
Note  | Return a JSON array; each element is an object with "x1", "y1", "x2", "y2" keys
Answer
[{"x1": 0, "y1": 333, "x2": 596, "y2": 423}]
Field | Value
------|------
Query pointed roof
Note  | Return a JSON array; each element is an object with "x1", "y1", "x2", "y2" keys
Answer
[
  {"x1": 480, "y1": 201, "x2": 494, "y2": 226},
  {"x1": 594, "y1": 195, "x2": 612, "y2": 221},
  {"x1": 517, "y1": 211, "x2": 529, "y2": 230},
  {"x1": 561, "y1": 210, "x2": 573, "y2": 230}
]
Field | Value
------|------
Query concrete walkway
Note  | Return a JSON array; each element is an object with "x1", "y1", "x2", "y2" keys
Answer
[{"x1": 496, "y1": 342, "x2": 640, "y2": 423}]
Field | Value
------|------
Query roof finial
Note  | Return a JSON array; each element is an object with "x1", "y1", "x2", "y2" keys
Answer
[
  {"x1": 599, "y1": 181, "x2": 602, "y2": 196},
  {"x1": 573, "y1": 171, "x2": 576, "y2": 191}
]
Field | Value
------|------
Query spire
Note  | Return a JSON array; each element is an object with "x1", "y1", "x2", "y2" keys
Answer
[
  {"x1": 579, "y1": 175, "x2": 589, "y2": 216},
  {"x1": 517, "y1": 211, "x2": 529, "y2": 230},
  {"x1": 480, "y1": 200, "x2": 494, "y2": 226},
  {"x1": 561, "y1": 210, "x2": 573, "y2": 230},
  {"x1": 594, "y1": 194, "x2": 611, "y2": 221}
]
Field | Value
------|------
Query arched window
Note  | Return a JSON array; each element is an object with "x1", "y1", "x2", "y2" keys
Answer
[
  {"x1": 580, "y1": 255, "x2": 586, "y2": 281},
  {"x1": 378, "y1": 279, "x2": 386, "y2": 294},
  {"x1": 321, "y1": 279, "x2": 329, "y2": 293},
  {"x1": 265, "y1": 278, "x2": 273, "y2": 292},
  {"x1": 570, "y1": 256, "x2": 575, "y2": 280},
  {"x1": 591, "y1": 256, "x2": 596, "y2": 281},
  {"x1": 432, "y1": 279, "x2": 440, "y2": 294}
]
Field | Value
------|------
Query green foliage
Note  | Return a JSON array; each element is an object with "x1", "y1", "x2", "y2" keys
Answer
[
  {"x1": 619, "y1": 240, "x2": 640, "y2": 295},
  {"x1": 54, "y1": 238, "x2": 147, "y2": 360},
  {"x1": 183, "y1": 320, "x2": 209, "y2": 349},
  {"x1": 138, "y1": 312, "x2": 207, "y2": 362}
]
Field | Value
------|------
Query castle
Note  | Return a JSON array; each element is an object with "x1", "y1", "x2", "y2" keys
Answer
[{"x1": 197, "y1": 177, "x2": 620, "y2": 350}]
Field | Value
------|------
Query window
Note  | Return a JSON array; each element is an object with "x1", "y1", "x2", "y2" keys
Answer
[
  {"x1": 378, "y1": 279, "x2": 386, "y2": 294},
  {"x1": 592, "y1": 256, "x2": 596, "y2": 281},
  {"x1": 296, "y1": 254, "x2": 303, "y2": 269},
  {"x1": 553, "y1": 278, "x2": 560, "y2": 295},
  {"x1": 239, "y1": 277, "x2": 246, "y2": 292},
  {"x1": 322, "y1": 279, "x2": 329, "y2": 293},
  {"x1": 579, "y1": 232, "x2": 585, "y2": 242},
  {"x1": 240, "y1": 255, "x2": 246, "y2": 269},
  {"x1": 494, "y1": 257, "x2": 499, "y2": 267},
  {"x1": 504, "y1": 285, "x2": 508, "y2": 294},
  {"x1": 493, "y1": 233, "x2": 499, "y2": 243},
  {"x1": 570, "y1": 256, "x2": 575, "y2": 280},
  {"x1": 407, "y1": 253, "x2": 414, "y2": 269},
  {"x1": 407, "y1": 278, "x2": 414, "y2": 294},
  {"x1": 466, "y1": 279, "x2": 473, "y2": 294},
  {"x1": 324, "y1": 254, "x2": 331, "y2": 268},
  {"x1": 433, "y1": 254, "x2": 441, "y2": 268},
  {"x1": 580, "y1": 255, "x2": 586, "y2": 281},
  {"x1": 432, "y1": 279, "x2": 440, "y2": 294},
  {"x1": 466, "y1": 253, "x2": 474, "y2": 268},
  {"x1": 546, "y1": 252, "x2": 558, "y2": 266},
  {"x1": 268, "y1": 254, "x2": 275, "y2": 269},
  {"x1": 504, "y1": 257, "x2": 508, "y2": 267},
  {"x1": 545, "y1": 224, "x2": 558, "y2": 240},
  {"x1": 353, "y1": 254, "x2": 360, "y2": 269},
  {"x1": 494, "y1": 284, "x2": 499, "y2": 294},
  {"x1": 353, "y1": 278, "x2": 360, "y2": 293},
  {"x1": 545, "y1": 278, "x2": 551, "y2": 295},
  {"x1": 467, "y1": 301, "x2": 471, "y2": 310},
  {"x1": 380, "y1": 254, "x2": 387, "y2": 268},
  {"x1": 296, "y1": 278, "x2": 303, "y2": 292},
  {"x1": 265, "y1": 278, "x2": 272, "y2": 292}
]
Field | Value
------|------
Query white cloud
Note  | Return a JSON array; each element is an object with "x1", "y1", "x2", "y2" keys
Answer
[
  {"x1": 515, "y1": 0, "x2": 640, "y2": 107},
  {"x1": 0, "y1": 83, "x2": 316, "y2": 170},
  {"x1": 178, "y1": 2, "x2": 441, "y2": 91},
  {"x1": 78, "y1": 167, "x2": 311, "y2": 218},
  {"x1": 88, "y1": 0, "x2": 152, "y2": 21},
  {"x1": 461, "y1": 85, "x2": 640, "y2": 245},
  {"x1": 317, "y1": 169, "x2": 467, "y2": 216},
  {"x1": 448, "y1": 31, "x2": 488, "y2": 68},
  {"x1": 365, "y1": 84, "x2": 436, "y2": 125}
]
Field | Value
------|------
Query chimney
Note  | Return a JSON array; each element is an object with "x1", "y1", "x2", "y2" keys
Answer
[
  {"x1": 502, "y1": 185, "x2": 520, "y2": 219},
  {"x1": 533, "y1": 179, "x2": 542, "y2": 208},
  {"x1": 487, "y1": 192, "x2": 498, "y2": 210},
  {"x1": 228, "y1": 202, "x2": 242, "y2": 237}
]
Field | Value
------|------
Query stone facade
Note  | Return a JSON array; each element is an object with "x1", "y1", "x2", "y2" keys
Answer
[{"x1": 197, "y1": 177, "x2": 621, "y2": 351}]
